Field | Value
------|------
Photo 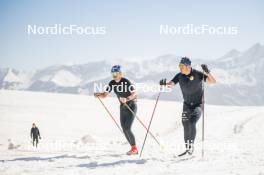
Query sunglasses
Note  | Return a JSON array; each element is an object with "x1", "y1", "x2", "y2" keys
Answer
[
  {"x1": 178, "y1": 63, "x2": 186, "y2": 69},
  {"x1": 111, "y1": 72, "x2": 120, "y2": 77}
]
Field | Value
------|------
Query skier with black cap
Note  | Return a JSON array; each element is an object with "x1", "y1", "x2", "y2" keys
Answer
[
  {"x1": 160, "y1": 57, "x2": 216, "y2": 157},
  {"x1": 94, "y1": 65, "x2": 139, "y2": 155}
]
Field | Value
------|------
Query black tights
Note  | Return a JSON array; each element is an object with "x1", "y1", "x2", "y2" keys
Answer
[
  {"x1": 182, "y1": 104, "x2": 202, "y2": 149},
  {"x1": 120, "y1": 101, "x2": 137, "y2": 146},
  {"x1": 33, "y1": 137, "x2": 39, "y2": 147}
]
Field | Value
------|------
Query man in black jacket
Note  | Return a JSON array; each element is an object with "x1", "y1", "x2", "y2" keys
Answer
[
  {"x1": 30, "y1": 123, "x2": 41, "y2": 147},
  {"x1": 160, "y1": 57, "x2": 216, "y2": 156}
]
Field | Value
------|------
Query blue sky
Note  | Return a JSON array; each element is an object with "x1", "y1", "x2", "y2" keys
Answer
[{"x1": 0, "y1": 0, "x2": 263, "y2": 70}]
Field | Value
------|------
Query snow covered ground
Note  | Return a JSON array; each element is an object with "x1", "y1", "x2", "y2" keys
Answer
[{"x1": 0, "y1": 90, "x2": 263, "y2": 175}]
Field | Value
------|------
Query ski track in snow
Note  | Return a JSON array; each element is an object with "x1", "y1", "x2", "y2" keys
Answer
[{"x1": 0, "y1": 90, "x2": 264, "y2": 175}]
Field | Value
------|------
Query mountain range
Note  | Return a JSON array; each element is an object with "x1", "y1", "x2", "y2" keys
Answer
[{"x1": 1, "y1": 43, "x2": 263, "y2": 106}]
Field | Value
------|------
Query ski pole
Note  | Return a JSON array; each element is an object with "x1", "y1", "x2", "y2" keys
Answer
[
  {"x1": 123, "y1": 103, "x2": 161, "y2": 146},
  {"x1": 140, "y1": 89, "x2": 162, "y2": 158},
  {"x1": 202, "y1": 71, "x2": 205, "y2": 158},
  {"x1": 96, "y1": 97, "x2": 123, "y2": 134}
]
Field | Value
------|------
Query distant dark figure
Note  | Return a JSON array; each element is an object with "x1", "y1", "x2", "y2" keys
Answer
[{"x1": 30, "y1": 123, "x2": 41, "y2": 147}]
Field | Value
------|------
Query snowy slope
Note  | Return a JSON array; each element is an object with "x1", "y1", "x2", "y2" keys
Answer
[{"x1": 0, "y1": 90, "x2": 263, "y2": 175}]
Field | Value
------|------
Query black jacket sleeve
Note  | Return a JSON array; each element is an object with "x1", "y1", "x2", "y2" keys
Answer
[
  {"x1": 30, "y1": 128, "x2": 33, "y2": 138},
  {"x1": 171, "y1": 73, "x2": 180, "y2": 84},
  {"x1": 37, "y1": 128, "x2": 41, "y2": 137}
]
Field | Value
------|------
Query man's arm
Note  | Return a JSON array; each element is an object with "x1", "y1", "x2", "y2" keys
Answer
[
  {"x1": 126, "y1": 90, "x2": 137, "y2": 101},
  {"x1": 37, "y1": 128, "x2": 41, "y2": 139},
  {"x1": 94, "y1": 81, "x2": 112, "y2": 98},
  {"x1": 166, "y1": 81, "x2": 176, "y2": 88},
  {"x1": 38, "y1": 128, "x2": 41, "y2": 137},
  {"x1": 206, "y1": 73, "x2": 216, "y2": 84},
  {"x1": 201, "y1": 64, "x2": 216, "y2": 85},
  {"x1": 159, "y1": 80, "x2": 175, "y2": 88},
  {"x1": 94, "y1": 92, "x2": 109, "y2": 98},
  {"x1": 160, "y1": 74, "x2": 179, "y2": 88},
  {"x1": 119, "y1": 90, "x2": 138, "y2": 104}
]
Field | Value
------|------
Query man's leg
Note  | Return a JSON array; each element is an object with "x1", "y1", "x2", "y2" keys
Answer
[
  {"x1": 189, "y1": 107, "x2": 202, "y2": 142},
  {"x1": 120, "y1": 106, "x2": 133, "y2": 145},
  {"x1": 120, "y1": 103, "x2": 137, "y2": 146},
  {"x1": 123, "y1": 112, "x2": 136, "y2": 146},
  {"x1": 182, "y1": 110, "x2": 192, "y2": 150},
  {"x1": 188, "y1": 106, "x2": 202, "y2": 153},
  {"x1": 35, "y1": 137, "x2": 39, "y2": 147}
]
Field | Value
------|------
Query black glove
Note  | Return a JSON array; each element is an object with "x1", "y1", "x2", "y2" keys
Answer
[
  {"x1": 201, "y1": 64, "x2": 210, "y2": 74},
  {"x1": 159, "y1": 78, "x2": 167, "y2": 86}
]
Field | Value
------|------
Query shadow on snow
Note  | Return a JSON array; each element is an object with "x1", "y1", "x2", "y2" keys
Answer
[{"x1": 77, "y1": 159, "x2": 147, "y2": 169}]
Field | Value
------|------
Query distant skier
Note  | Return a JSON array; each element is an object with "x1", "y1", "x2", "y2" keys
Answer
[
  {"x1": 94, "y1": 65, "x2": 138, "y2": 155},
  {"x1": 160, "y1": 57, "x2": 216, "y2": 156},
  {"x1": 30, "y1": 123, "x2": 41, "y2": 147}
]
